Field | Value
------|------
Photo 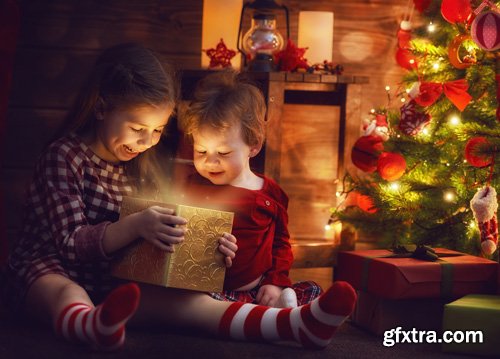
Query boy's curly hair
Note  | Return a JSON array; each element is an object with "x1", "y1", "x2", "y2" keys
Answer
[{"x1": 181, "y1": 70, "x2": 267, "y2": 147}]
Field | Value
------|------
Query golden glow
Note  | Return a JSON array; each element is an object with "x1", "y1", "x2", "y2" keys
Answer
[
  {"x1": 385, "y1": 85, "x2": 390, "y2": 91},
  {"x1": 401, "y1": 97, "x2": 406, "y2": 103},
  {"x1": 427, "y1": 22, "x2": 436, "y2": 33},
  {"x1": 433, "y1": 62, "x2": 440, "y2": 70}
]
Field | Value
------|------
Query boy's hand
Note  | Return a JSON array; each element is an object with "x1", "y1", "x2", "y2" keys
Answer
[
  {"x1": 137, "y1": 206, "x2": 187, "y2": 252},
  {"x1": 218, "y1": 233, "x2": 238, "y2": 268},
  {"x1": 256, "y1": 284, "x2": 283, "y2": 307}
]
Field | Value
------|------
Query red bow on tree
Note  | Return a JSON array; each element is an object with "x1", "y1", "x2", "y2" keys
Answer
[{"x1": 414, "y1": 79, "x2": 472, "y2": 111}]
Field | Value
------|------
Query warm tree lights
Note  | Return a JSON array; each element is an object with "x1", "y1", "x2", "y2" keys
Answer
[
  {"x1": 427, "y1": 21, "x2": 436, "y2": 32},
  {"x1": 332, "y1": 0, "x2": 499, "y2": 259}
]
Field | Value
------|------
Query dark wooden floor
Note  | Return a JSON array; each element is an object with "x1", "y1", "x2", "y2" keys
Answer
[
  {"x1": 0, "y1": 313, "x2": 469, "y2": 359},
  {"x1": 0, "y1": 266, "x2": 481, "y2": 359}
]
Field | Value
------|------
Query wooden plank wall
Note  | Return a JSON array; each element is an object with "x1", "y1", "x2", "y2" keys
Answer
[
  {"x1": 2, "y1": 0, "x2": 409, "y2": 245},
  {"x1": 278, "y1": 0, "x2": 409, "y2": 240}
]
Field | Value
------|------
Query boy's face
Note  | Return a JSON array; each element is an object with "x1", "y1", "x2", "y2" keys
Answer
[
  {"x1": 192, "y1": 123, "x2": 259, "y2": 186},
  {"x1": 92, "y1": 104, "x2": 172, "y2": 163}
]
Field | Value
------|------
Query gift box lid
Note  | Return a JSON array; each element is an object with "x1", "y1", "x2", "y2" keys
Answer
[{"x1": 336, "y1": 248, "x2": 498, "y2": 299}]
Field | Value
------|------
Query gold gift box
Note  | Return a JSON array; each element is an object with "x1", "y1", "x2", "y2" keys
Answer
[{"x1": 111, "y1": 196, "x2": 234, "y2": 292}]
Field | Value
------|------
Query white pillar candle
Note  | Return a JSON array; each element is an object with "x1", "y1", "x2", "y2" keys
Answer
[
  {"x1": 298, "y1": 11, "x2": 334, "y2": 65},
  {"x1": 201, "y1": 0, "x2": 243, "y2": 69}
]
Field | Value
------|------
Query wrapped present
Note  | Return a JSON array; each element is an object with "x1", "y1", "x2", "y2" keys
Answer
[
  {"x1": 352, "y1": 290, "x2": 446, "y2": 335},
  {"x1": 112, "y1": 197, "x2": 234, "y2": 292},
  {"x1": 336, "y1": 247, "x2": 497, "y2": 299},
  {"x1": 442, "y1": 294, "x2": 500, "y2": 356}
]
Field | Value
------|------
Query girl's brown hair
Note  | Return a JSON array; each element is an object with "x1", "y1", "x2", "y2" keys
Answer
[
  {"x1": 59, "y1": 43, "x2": 178, "y2": 137},
  {"x1": 181, "y1": 70, "x2": 266, "y2": 147},
  {"x1": 56, "y1": 43, "x2": 179, "y2": 196}
]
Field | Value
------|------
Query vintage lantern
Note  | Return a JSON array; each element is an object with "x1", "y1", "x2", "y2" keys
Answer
[{"x1": 237, "y1": 0, "x2": 290, "y2": 71}]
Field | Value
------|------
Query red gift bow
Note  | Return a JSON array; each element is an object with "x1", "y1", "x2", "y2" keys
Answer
[{"x1": 414, "y1": 79, "x2": 472, "y2": 111}]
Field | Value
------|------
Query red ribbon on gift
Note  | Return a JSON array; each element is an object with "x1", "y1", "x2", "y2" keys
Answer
[{"x1": 415, "y1": 79, "x2": 472, "y2": 111}]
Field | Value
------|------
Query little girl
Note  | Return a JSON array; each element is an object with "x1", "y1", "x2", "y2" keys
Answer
[
  {"x1": 2, "y1": 44, "x2": 356, "y2": 351},
  {"x1": 178, "y1": 71, "x2": 323, "y2": 309}
]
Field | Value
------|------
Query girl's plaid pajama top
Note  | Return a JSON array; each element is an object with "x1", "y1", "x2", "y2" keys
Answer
[{"x1": 5, "y1": 134, "x2": 133, "y2": 307}]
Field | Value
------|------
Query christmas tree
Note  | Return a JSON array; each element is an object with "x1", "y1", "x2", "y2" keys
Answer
[{"x1": 332, "y1": 0, "x2": 500, "y2": 260}]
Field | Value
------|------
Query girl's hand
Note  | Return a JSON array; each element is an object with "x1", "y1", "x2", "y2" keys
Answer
[
  {"x1": 136, "y1": 206, "x2": 187, "y2": 252},
  {"x1": 218, "y1": 233, "x2": 237, "y2": 268},
  {"x1": 256, "y1": 284, "x2": 283, "y2": 307}
]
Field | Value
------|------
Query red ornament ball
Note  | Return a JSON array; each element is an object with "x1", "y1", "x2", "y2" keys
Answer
[
  {"x1": 395, "y1": 47, "x2": 418, "y2": 70},
  {"x1": 471, "y1": 11, "x2": 500, "y2": 51},
  {"x1": 413, "y1": 0, "x2": 431, "y2": 13},
  {"x1": 465, "y1": 137, "x2": 493, "y2": 168},
  {"x1": 357, "y1": 193, "x2": 378, "y2": 214},
  {"x1": 377, "y1": 152, "x2": 407, "y2": 181},
  {"x1": 345, "y1": 191, "x2": 378, "y2": 214},
  {"x1": 351, "y1": 135, "x2": 384, "y2": 173},
  {"x1": 441, "y1": 0, "x2": 472, "y2": 24}
]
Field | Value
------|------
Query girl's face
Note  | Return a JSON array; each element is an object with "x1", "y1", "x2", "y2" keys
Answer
[
  {"x1": 93, "y1": 104, "x2": 172, "y2": 163},
  {"x1": 192, "y1": 123, "x2": 259, "y2": 187}
]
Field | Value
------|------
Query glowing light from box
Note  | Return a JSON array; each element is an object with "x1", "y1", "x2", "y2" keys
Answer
[
  {"x1": 202, "y1": 0, "x2": 243, "y2": 69},
  {"x1": 298, "y1": 11, "x2": 334, "y2": 65}
]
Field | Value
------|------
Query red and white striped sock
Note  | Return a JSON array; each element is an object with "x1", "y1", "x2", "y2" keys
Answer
[
  {"x1": 219, "y1": 281, "x2": 356, "y2": 349},
  {"x1": 54, "y1": 283, "x2": 140, "y2": 351}
]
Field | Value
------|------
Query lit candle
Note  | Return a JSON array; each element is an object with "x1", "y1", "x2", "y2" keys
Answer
[
  {"x1": 298, "y1": 11, "x2": 334, "y2": 65},
  {"x1": 201, "y1": 0, "x2": 243, "y2": 69}
]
